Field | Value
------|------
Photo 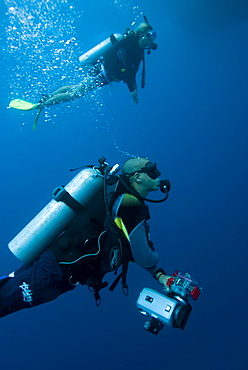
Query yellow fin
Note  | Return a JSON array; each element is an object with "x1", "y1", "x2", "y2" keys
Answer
[
  {"x1": 32, "y1": 108, "x2": 43, "y2": 131},
  {"x1": 9, "y1": 99, "x2": 37, "y2": 111}
]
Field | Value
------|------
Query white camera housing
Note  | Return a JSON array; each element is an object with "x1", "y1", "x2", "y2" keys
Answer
[{"x1": 137, "y1": 287, "x2": 179, "y2": 327}]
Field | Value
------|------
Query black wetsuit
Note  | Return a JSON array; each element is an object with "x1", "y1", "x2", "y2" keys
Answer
[{"x1": 101, "y1": 36, "x2": 144, "y2": 93}]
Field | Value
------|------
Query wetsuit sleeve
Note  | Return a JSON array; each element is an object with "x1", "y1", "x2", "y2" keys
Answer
[
  {"x1": 129, "y1": 220, "x2": 159, "y2": 272},
  {"x1": 123, "y1": 51, "x2": 141, "y2": 93},
  {"x1": 125, "y1": 70, "x2": 137, "y2": 93}
]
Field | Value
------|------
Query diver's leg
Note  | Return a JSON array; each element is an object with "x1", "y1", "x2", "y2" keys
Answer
[
  {"x1": 0, "y1": 250, "x2": 75, "y2": 317},
  {"x1": 37, "y1": 85, "x2": 81, "y2": 106},
  {"x1": 49, "y1": 85, "x2": 77, "y2": 95},
  {"x1": 40, "y1": 92, "x2": 77, "y2": 106},
  {"x1": 39, "y1": 77, "x2": 97, "y2": 107}
]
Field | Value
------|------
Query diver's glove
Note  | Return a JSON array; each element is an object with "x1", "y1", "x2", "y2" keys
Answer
[
  {"x1": 130, "y1": 89, "x2": 138, "y2": 104},
  {"x1": 153, "y1": 268, "x2": 172, "y2": 293},
  {"x1": 159, "y1": 274, "x2": 172, "y2": 293}
]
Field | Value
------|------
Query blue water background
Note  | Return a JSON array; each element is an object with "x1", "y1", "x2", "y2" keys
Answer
[{"x1": 0, "y1": 1, "x2": 248, "y2": 369}]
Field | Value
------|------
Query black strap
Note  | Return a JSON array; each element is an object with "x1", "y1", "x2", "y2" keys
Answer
[
  {"x1": 121, "y1": 246, "x2": 130, "y2": 295},
  {"x1": 109, "y1": 272, "x2": 122, "y2": 292},
  {"x1": 109, "y1": 244, "x2": 130, "y2": 295},
  {"x1": 110, "y1": 33, "x2": 120, "y2": 45},
  {"x1": 141, "y1": 51, "x2": 146, "y2": 88},
  {"x1": 52, "y1": 186, "x2": 86, "y2": 213},
  {"x1": 91, "y1": 281, "x2": 109, "y2": 306}
]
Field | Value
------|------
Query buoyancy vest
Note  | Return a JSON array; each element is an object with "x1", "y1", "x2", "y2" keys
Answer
[
  {"x1": 102, "y1": 34, "x2": 145, "y2": 91},
  {"x1": 49, "y1": 177, "x2": 153, "y2": 302},
  {"x1": 49, "y1": 181, "x2": 131, "y2": 285}
]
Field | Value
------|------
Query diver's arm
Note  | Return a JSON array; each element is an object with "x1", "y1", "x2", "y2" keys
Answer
[
  {"x1": 126, "y1": 212, "x2": 171, "y2": 289},
  {"x1": 129, "y1": 225, "x2": 171, "y2": 290},
  {"x1": 129, "y1": 221, "x2": 159, "y2": 269},
  {"x1": 125, "y1": 74, "x2": 138, "y2": 103},
  {"x1": 126, "y1": 78, "x2": 137, "y2": 94},
  {"x1": 125, "y1": 48, "x2": 142, "y2": 102}
]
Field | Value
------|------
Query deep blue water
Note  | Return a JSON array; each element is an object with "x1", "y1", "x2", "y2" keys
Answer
[{"x1": 0, "y1": 1, "x2": 248, "y2": 369}]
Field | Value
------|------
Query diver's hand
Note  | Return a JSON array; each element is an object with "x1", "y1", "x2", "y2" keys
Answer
[
  {"x1": 158, "y1": 274, "x2": 172, "y2": 293},
  {"x1": 130, "y1": 90, "x2": 138, "y2": 104}
]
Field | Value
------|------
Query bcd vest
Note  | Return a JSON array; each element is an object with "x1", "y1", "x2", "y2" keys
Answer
[
  {"x1": 49, "y1": 179, "x2": 153, "y2": 305},
  {"x1": 49, "y1": 184, "x2": 131, "y2": 287}
]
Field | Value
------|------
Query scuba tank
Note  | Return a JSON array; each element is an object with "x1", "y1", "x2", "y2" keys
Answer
[
  {"x1": 79, "y1": 33, "x2": 123, "y2": 66},
  {"x1": 8, "y1": 166, "x2": 105, "y2": 264}
]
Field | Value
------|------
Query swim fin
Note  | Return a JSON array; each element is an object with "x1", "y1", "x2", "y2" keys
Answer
[
  {"x1": 32, "y1": 108, "x2": 43, "y2": 131},
  {"x1": 9, "y1": 99, "x2": 38, "y2": 111}
]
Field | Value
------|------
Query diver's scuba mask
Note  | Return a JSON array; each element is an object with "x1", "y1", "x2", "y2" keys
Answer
[
  {"x1": 139, "y1": 31, "x2": 158, "y2": 50},
  {"x1": 122, "y1": 161, "x2": 171, "y2": 203},
  {"x1": 147, "y1": 31, "x2": 157, "y2": 41},
  {"x1": 124, "y1": 161, "x2": 161, "y2": 180}
]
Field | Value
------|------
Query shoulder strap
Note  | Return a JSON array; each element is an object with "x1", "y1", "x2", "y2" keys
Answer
[{"x1": 141, "y1": 50, "x2": 146, "y2": 88}]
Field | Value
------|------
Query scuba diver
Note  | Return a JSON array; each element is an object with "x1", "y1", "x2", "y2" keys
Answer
[
  {"x1": 9, "y1": 17, "x2": 158, "y2": 129},
  {"x1": 0, "y1": 156, "x2": 172, "y2": 317}
]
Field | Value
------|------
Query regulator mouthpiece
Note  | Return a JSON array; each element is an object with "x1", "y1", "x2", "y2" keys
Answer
[{"x1": 160, "y1": 179, "x2": 171, "y2": 193}]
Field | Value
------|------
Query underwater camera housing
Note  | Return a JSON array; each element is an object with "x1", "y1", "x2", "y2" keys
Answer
[{"x1": 136, "y1": 271, "x2": 202, "y2": 335}]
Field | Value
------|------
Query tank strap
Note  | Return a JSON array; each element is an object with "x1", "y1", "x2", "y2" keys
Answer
[
  {"x1": 100, "y1": 63, "x2": 111, "y2": 84},
  {"x1": 141, "y1": 50, "x2": 146, "y2": 88},
  {"x1": 52, "y1": 186, "x2": 86, "y2": 213},
  {"x1": 110, "y1": 33, "x2": 120, "y2": 45}
]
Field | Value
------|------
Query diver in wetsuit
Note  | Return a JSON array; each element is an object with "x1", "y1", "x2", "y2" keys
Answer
[
  {"x1": 0, "y1": 157, "x2": 171, "y2": 317},
  {"x1": 9, "y1": 20, "x2": 157, "y2": 113},
  {"x1": 36, "y1": 21, "x2": 157, "y2": 107}
]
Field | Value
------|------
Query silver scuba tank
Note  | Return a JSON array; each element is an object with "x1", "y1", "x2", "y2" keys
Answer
[
  {"x1": 79, "y1": 33, "x2": 123, "y2": 66},
  {"x1": 8, "y1": 167, "x2": 104, "y2": 264}
]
